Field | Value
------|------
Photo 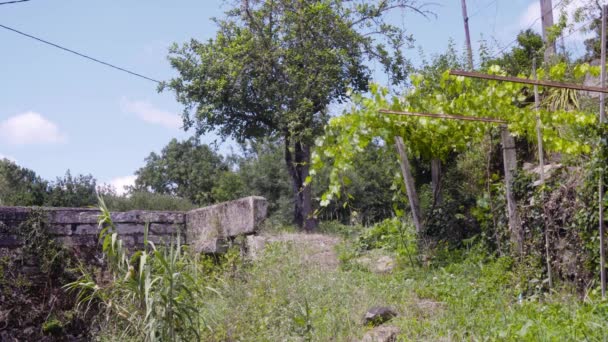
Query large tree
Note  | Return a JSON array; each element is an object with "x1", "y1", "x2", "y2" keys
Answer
[
  {"x1": 162, "y1": 0, "x2": 427, "y2": 231},
  {"x1": 134, "y1": 138, "x2": 229, "y2": 205}
]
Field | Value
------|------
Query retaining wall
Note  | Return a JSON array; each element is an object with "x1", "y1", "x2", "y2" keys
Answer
[{"x1": 0, "y1": 196, "x2": 268, "y2": 253}]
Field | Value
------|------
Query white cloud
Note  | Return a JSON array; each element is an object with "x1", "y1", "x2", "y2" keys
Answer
[
  {"x1": 106, "y1": 175, "x2": 137, "y2": 196},
  {"x1": 518, "y1": 2, "x2": 542, "y2": 33},
  {"x1": 0, "y1": 111, "x2": 66, "y2": 145},
  {"x1": 120, "y1": 98, "x2": 182, "y2": 130}
]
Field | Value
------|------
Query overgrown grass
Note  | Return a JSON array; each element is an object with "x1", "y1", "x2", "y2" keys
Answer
[
  {"x1": 66, "y1": 197, "x2": 207, "y2": 341},
  {"x1": 197, "y1": 238, "x2": 608, "y2": 341},
  {"x1": 76, "y1": 213, "x2": 608, "y2": 341}
]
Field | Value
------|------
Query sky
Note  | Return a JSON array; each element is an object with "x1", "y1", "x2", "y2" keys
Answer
[{"x1": 0, "y1": 0, "x2": 594, "y2": 194}]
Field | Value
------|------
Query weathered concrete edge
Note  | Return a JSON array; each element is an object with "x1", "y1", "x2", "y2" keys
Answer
[{"x1": 186, "y1": 196, "x2": 268, "y2": 253}]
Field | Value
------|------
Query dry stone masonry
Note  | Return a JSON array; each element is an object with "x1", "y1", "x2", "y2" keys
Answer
[{"x1": 0, "y1": 196, "x2": 268, "y2": 253}]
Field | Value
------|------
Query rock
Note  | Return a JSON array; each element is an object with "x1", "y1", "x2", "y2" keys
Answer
[
  {"x1": 375, "y1": 255, "x2": 395, "y2": 274},
  {"x1": 355, "y1": 252, "x2": 396, "y2": 274},
  {"x1": 360, "y1": 325, "x2": 400, "y2": 342},
  {"x1": 362, "y1": 307, "x2": 398, "y2": 326}
]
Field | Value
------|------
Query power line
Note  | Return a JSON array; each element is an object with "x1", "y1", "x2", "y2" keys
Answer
[
  {"x1": 0, "y1": 23, "x2": 161, "y2": 83},
  {"x1": 469, "y1": 0, "x2": 498, "y2": 18},
  {"x1": 0, "y1": 0, "x2": 30, "y2": 5}
]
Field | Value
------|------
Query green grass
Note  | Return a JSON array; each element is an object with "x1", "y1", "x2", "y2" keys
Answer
[
  {"x1": 86, "y1": 220, "x2": 608, "y2": 341},
  {"x1": 195, "y1": 240, "x2": 608, "y2": 341}
]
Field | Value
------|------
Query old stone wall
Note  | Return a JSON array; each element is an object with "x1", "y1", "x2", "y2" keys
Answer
[{"x1": 0, "y1": 196, "x2": 268, "y2": 252}]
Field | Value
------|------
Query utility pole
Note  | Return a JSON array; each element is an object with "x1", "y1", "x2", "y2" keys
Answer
[
  {"x1": 460, "y1": 0, "x2": 474, "y2": 70},
  {"x1": 540, "y1": 0, "x2": 556, "y2": 63},
  {"x1": 598, "y1": 4, "x2": 607, "y2": 299}
]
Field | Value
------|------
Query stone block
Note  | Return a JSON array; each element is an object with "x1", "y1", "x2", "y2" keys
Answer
[
  {"x1": 0, "y1": 235, "x2": 22, "y2": 247},
  {"x1": 186, "y1": 196, "x2": 267, "y2": 253},
  {"x1": 149, "y1": 223, "x2": 182, "y2": 235},
  {"x1": 0, "y1": 207, "x2": 33, "y2": 228},
  {"x1": 197, "y1": 238, "x2": 228, "y2": 254},
  {"x1": 74, "y1": 224, "x2": 101, "y2": 235},
  {"x1": 111, "y1": 211, "x2": 185, "y2": 224},
  {"x1": 115, "y1": 223, "x2": 145, "y2": 235},
  {"x1": 47, "y1": 208, "x2": 101, "y2": 224},
  {"x1": 56, "y1": 235, "x2": 98, "y2": 247}
]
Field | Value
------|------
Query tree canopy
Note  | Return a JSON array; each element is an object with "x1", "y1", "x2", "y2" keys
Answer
[
  {"x1": 134, "y1": 138, "x2": 229, "y2": 205},
  {"x1": 162, "y1": 0, "x2": 429, "y2": 230}
]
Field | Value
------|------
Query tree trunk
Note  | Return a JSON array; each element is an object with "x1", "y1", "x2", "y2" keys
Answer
[
  {"x1": 394, "y1": 136, "x2": 423, "y2": 234},
  {"x1": 500, "y1": 126, "x2": 523, "y2": 255},
  {"x1": 431, "y1": 158, "x2": 442, "y2": 206},
  {"x1": 285, "y1": 136, "x2": 317, "y2": 232}
]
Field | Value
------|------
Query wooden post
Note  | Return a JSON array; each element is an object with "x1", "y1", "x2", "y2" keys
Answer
[
  {"x1": 599, "y1": 4, "x2": 607, "y2": 299},
  {"x1": 395, "y1": 136, "x2": 423, "y2": 234},
  {"x1": 533, "y1": 58, "x2": 552, "y2": 288},
  {"x1": 431, "y1": 159, "x2": 442, "y2": 205},
  {"x1": 460, "y1": 0, "x2": 473, "y2": 70},
  {"x1": 449, "y1": 70, "x2": 608, "y2": 93},
  {"x1": 500, "y1": 125, "x2": 523, "y2": 255}
]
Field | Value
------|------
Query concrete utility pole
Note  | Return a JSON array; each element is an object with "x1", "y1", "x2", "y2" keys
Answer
[
  {"x1": 461, "y1": 0, "x2": 474, "y2": 70},
  {"x1": 540, "y1": 0, "x2": 556, "y2": 63}
]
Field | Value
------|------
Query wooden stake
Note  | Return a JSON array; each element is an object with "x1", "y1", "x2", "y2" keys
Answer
[
  {"x1": 449, "y1": 70, "x2": 608, "y2": 94},
  {"x1": 533, "y1": 58, "x2": 552, "y2": 288},
  {"x1": 394, "y1": 136, "x2": 423, "y2": 234},
  {"x1": 500, "y1": 125, "x2": 523, "y2": 255},
  {"x1": 379, "y1": 109, "x2": 507, "y2": 124}
]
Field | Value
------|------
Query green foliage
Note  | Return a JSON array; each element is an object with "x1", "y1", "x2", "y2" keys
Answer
[
  {"x1": 19, "y1": 209, "x2": 74, "y2": 281},
  {"x1": 314, "y1": 140, "x2": 401, "y2": 225},
  {"x1": 485, "y1": 29, "x2": 544, "y2": 76},
  {"x1": 162, "y1": 0, "x2": 422, "y2": 143},
  {"x1": 313, "y1": 54, "x2": 597, "y2": 213},
  {"x1": 230, "y1": 140, "x2": 293, "y2": 223},
  {"x1": 0, "y1": 159, "x2": 99, "y2": 208},
  {"x1": 66, "y1": 197, "x2": 208, "y2": 341},
  {"x1": 0, "y1": 158, "x2": 48, "y2": 206},
  {"x1": 42, "y1": 318, "x2": 63, "y2": 336},
  {"x1": 134, "y1": 138, "x2": 229, "y2": 205},
  {"x1": 46, "y1": 171, "x2": 97, "y2": 208},
  {"x1": 357, "y1": 218, "x2": 415, "y2": 252},
  {"x1": 162, "y1": 0, "x2": 428, "y2": 229}
]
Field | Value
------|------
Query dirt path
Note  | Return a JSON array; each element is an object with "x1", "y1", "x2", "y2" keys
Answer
[{"x1": 246, "y1": 233, "x2": 342, "y2": 270}]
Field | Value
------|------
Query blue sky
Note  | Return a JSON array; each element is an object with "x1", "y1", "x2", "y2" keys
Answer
[{"x1": 0, "y1": 0, "x2": 591, "y2": 193}]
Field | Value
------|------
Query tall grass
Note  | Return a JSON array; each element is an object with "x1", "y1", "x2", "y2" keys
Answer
[{"x1": 65, "y1": 197, "x2": 207, "y2": 341}]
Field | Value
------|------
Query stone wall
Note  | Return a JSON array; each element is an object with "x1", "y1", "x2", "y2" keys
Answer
[{"x1": 0, "y1": 196, "x2": 268, "y2": 252}]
